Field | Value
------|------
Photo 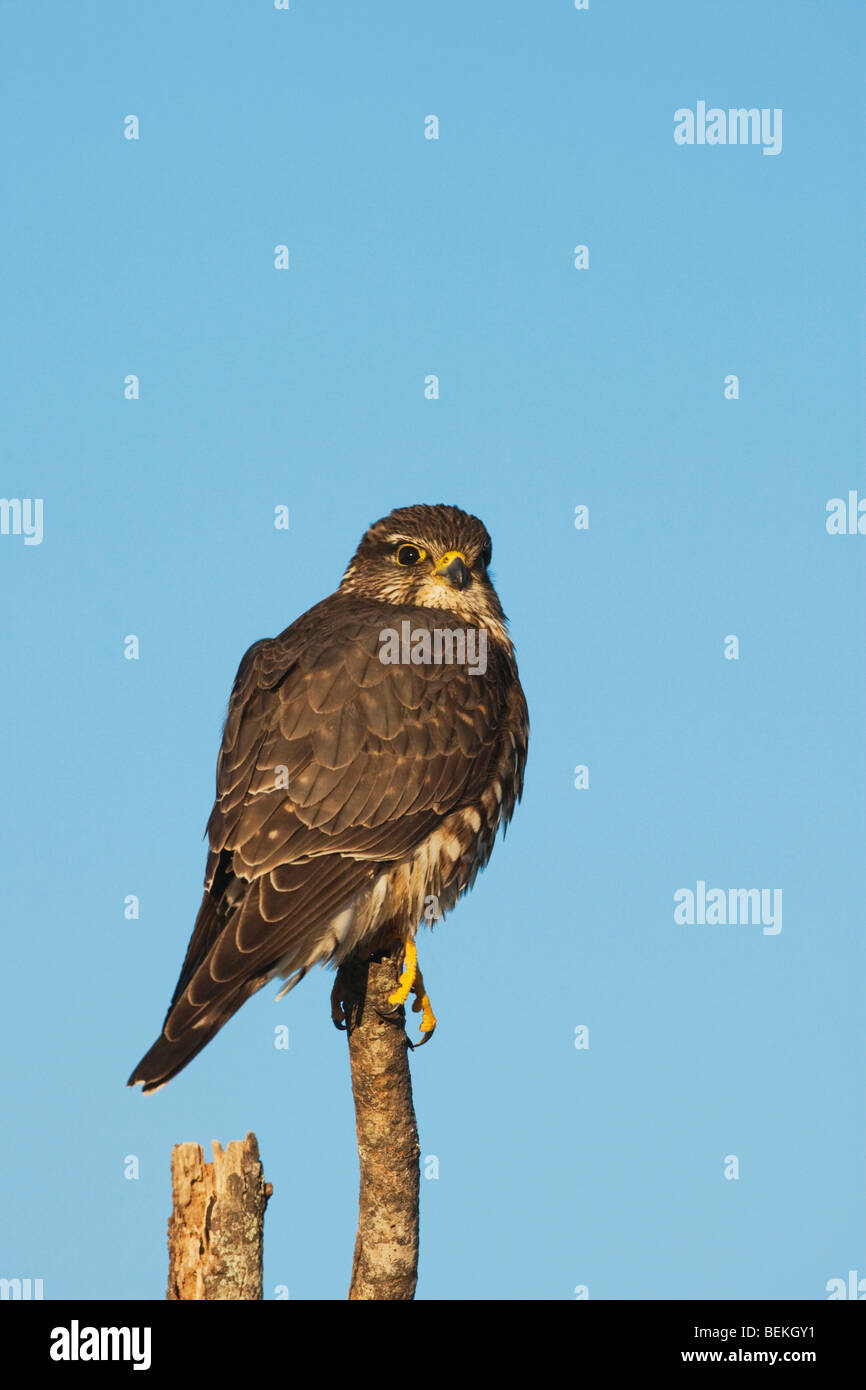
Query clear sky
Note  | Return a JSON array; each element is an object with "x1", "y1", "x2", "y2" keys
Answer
[{"x1": 1, "y1": 1, "x2": 863, "y2": 1301}]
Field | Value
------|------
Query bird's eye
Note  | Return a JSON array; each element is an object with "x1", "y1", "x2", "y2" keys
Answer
[
  {"x1": 396, "y1": 543, "x2": 426, "y2": 566},
  {"x1": 480, "y1": 539, "x2": 492, "y2": 568}
]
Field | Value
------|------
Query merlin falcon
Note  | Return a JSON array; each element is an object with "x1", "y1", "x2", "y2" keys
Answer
[{"x1": 128, "y1": 504, "x2": 528, "y2": 1093}]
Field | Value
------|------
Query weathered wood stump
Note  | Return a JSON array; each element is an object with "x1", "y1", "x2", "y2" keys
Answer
[{"x1": 167, "y1": 1131, "x2": 271, "y2": 1300}]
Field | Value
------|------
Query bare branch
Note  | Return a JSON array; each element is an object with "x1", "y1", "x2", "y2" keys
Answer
[{"x1": 335, "y1": 948, "x2": 421, "y2": 1300}]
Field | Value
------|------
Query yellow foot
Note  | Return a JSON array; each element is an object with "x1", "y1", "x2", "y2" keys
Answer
[
  {"x1": 411, "y1": 965, "x2": 437, "y2": 1046},
  {"x1": 389, "y1": 940, "x2": 437, "y2": 1045},
  {"x1": 388, "y1": 937, "x2": 418, "y2": 1007}
]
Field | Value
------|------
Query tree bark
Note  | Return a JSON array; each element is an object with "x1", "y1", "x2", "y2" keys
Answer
[
  {"x1": 335, "y1": 948, "x2": 421, "y2": 1300},
  {"x1": 167, "y1": 1131, "x2": 272, "y2": 1300}
]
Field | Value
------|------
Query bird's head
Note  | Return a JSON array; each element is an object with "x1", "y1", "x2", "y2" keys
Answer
[{"x1": 340, "y1": 503, "x2": 508, "y2": 636}]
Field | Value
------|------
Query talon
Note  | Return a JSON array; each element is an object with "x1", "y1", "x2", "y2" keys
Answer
[
  {"x1": 330, "y1": 978, "x2": 348, "y2": 1031},
  {"x1": 388, "y1": 938, "x2": 418, "y2": 1007},
  {"x1": 374, "y1": 1003, "x2": 404, "y2": 1024},
  {"x1": 412, "y1": 992, "x2": 437, "y2": 1044}
]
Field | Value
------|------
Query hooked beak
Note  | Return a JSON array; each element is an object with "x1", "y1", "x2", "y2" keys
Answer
[{"x1": 433, "y1": 550, "x2": 470, "y2": 590}]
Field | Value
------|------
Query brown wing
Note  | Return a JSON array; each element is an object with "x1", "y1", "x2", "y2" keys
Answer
[{"x1": 128, "y1": 592, "x2": 523, "y2": 1090}]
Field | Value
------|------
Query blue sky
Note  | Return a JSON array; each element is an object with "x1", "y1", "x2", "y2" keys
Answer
[{"x1": 1, "y1": 0, "x2": 863, "y2": 1300}]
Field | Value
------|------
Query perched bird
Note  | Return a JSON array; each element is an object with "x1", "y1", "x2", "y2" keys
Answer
[{"x1": 128, "y1": 503, "x2": 528, "y2": 1093}]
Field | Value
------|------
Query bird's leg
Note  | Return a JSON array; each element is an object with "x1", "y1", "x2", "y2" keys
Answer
[{"x1": 388, "y1": 937, "x2": 418, "y2": 1007}]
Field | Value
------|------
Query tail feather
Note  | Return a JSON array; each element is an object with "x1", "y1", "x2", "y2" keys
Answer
[
  {"x1": 127, "y1": 1023, "x2": 226, "y2": 1095},
  {"x1": 127, "y1": 886, "x2": 254, "y2": 1094},
  {"x1": 127, "y1": 868, "x2": 349, "y2": 1092},
  {"x1": 127, "y1": 976, "x2": 260, "y2": 1094}
]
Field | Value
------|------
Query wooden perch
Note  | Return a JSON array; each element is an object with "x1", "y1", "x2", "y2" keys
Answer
[
  {"x1": 167, "y1": 1131, "x2": 272, "y2": 1300},
  {"x1": 335, "y1": 947, "x2": 421, "y2": 1300}
]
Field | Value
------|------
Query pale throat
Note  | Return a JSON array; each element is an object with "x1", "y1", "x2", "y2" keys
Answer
[
  {"x1": 408, "y1": 579, "x2": 512, "y2": 649},
  {"x1": 339, "y1": 567, "x2": 511, "y2": 648}
]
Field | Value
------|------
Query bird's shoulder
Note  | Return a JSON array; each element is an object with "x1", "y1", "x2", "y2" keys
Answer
[{"x1": 228, "y1": 590, "x2": 517, "y2": 713}]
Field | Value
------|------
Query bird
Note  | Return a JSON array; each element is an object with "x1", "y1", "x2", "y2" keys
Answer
[{"x1": 128, "y1": 503, "x2": 528, "y2": 1093}]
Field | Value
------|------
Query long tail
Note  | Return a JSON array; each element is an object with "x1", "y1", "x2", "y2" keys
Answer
[
  {"x1": 127, "y1": 856, "x2": 360, "y2": 1092},
  {"x1": 127, "y1": 893, "x2": 258, "y2": 1094}
]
